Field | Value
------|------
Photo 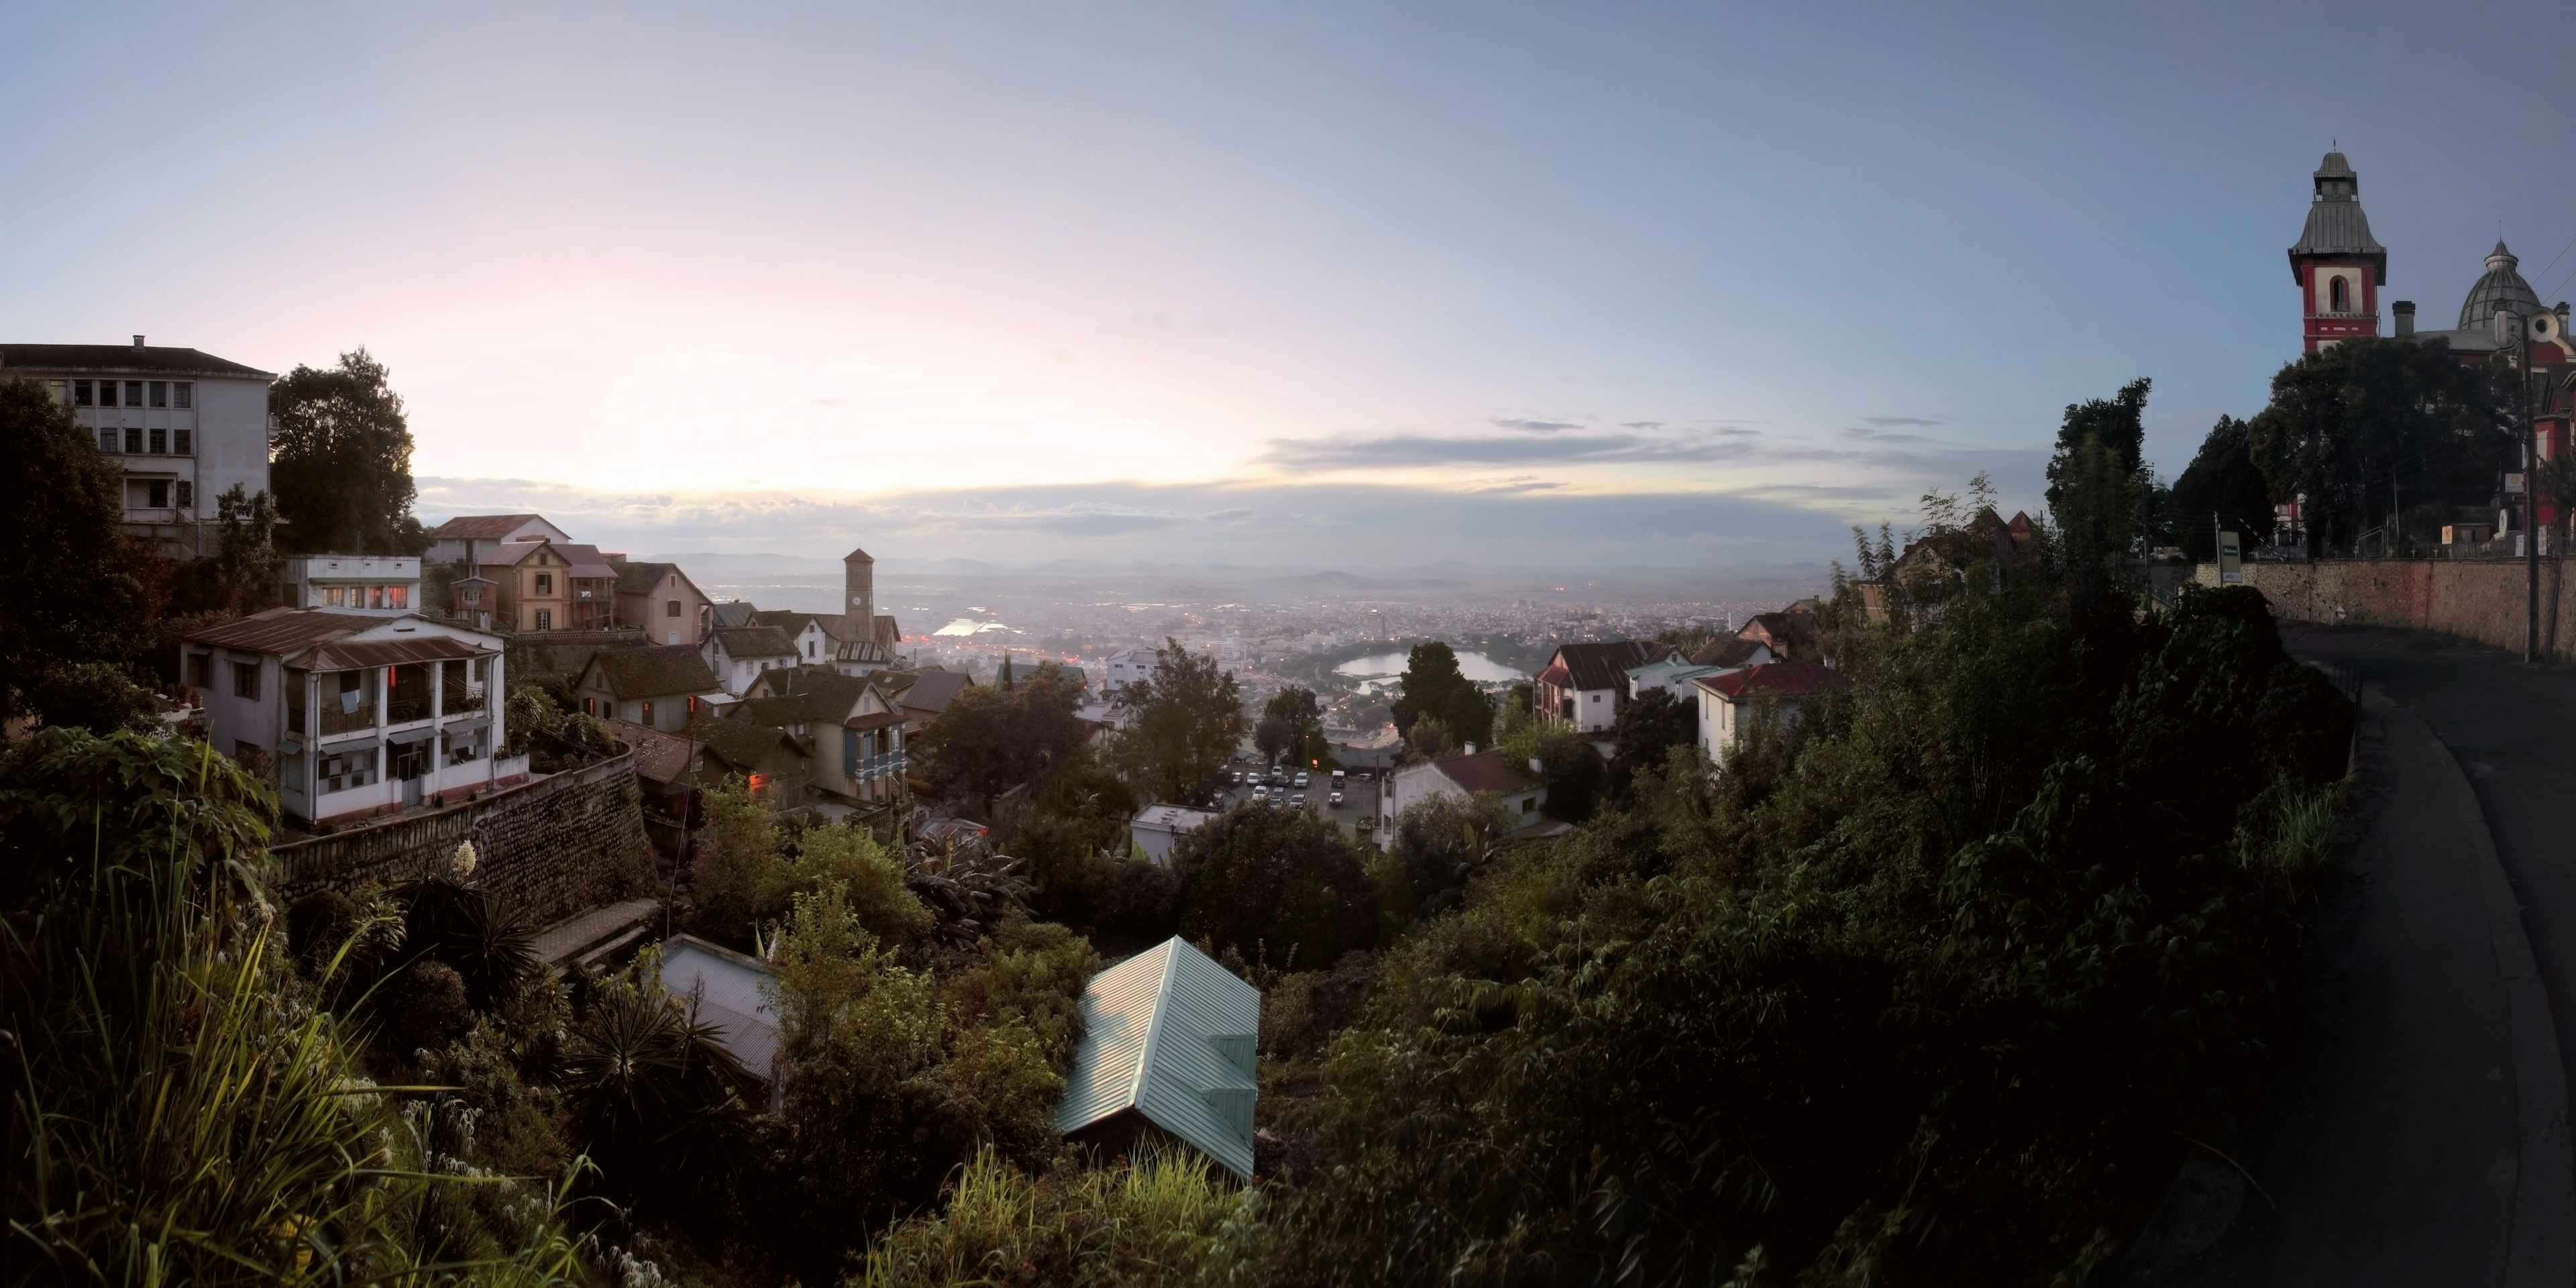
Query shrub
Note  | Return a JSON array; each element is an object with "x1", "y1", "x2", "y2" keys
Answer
[
  {"x1": 381, "y1": 959, "x2": 472, "y2": 1055},
  {"x1": 398, "y1": 875, "x2": 540, "y2": 1009},
  {"x1": 1167, "y1": 801, "x2": 1377, "y2": 971},
  {"x1": 855, "y1": 1145, "x2": 1246, "y2": 1288},
  {"x1": 561, "y1": 952, "x2": 751, "y2": 1225}
]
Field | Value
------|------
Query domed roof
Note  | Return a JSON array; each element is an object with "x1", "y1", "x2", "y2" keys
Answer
[{"x1": 2459, "y1": 240, "x2": 2543, "y2": 329}]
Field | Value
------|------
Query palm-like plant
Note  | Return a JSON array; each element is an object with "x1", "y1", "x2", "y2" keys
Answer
[
  {"x1": 396, "y1": 876, "x2": 539, "y2": 1010},
  {"x1": 560, "y1": 964, "x2": 753, "y2": 1218}
]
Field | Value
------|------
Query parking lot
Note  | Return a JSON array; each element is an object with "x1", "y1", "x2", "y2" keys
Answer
[{"x1": 1217, "y1": 759, "x2": 1382, "y2": 844}]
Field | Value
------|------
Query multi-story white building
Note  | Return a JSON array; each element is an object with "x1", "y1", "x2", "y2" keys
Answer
[
  {"x1": 282, "y1": 555, "x2": 421, "y2": 611},
  {"x1": 180, "y1": 607, "x2": 521, "y2": 826},
  {"x1": 1, "y1": 338, "x2": 275, "y2": 555}
]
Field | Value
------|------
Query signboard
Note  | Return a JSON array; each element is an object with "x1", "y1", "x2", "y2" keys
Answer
[
  {"x1": 2217, "y1": 531, "x2": 2243, "y2": 585},
  {"x1": 2506, "y1": 473, "x2": 2527, "y2": 496}
]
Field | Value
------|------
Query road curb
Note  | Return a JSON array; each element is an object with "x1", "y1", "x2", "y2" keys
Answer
[{"x1": 2395, "y1": 690, "x2": 2576, "y2": 1285}]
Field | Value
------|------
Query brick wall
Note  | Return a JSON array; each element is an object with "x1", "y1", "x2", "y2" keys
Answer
[
  {"x1": 2211, "y1": 558, "x2": 2576, "y2": 659},
  {"x1": 272, "y1": 751, "x2": 655, "y2": 924}
]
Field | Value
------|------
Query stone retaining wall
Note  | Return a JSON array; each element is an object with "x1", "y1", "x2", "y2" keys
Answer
[
  {"x1": 272, "y1": 751, "x2": 655, "y2": 923},
  {"x1": 2216, "y1": 557, "x2": 2576, "y2": 659}
]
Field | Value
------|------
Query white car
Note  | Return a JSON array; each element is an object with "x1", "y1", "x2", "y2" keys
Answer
[
  {"x1": 1328, "y1": 790, "x2": 1344, "y2": 806},
  {"x1": 1293, "y1": 771, "x2": 1310, "y2": 788},
  {"x1": 1292, "y1": 792, "x2": 1306, "y2": 808}
]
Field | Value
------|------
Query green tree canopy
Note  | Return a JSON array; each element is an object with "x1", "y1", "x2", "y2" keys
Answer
[
  {"x1": 2044, "y1": 377, "x2": 2155, "y2": 594},
  {"x1": 270, "y1": 348, "x2": 424, "y2": 555},
  {"x1": 1256, "y1": 685, "x2": 1321, "y2": 765},
  {"x1": 2245, "y1": 337, "x2": 2511, "y2": 554},
  {"x1": 1110, "y1": 639, "x2": 1249, "y2": 802},
  {"x1": 1392, "y1": 641, "x2": 1492, "y2": 749},
  {"x1": 1166, "y1": 801, "x2": 1378, "y2": 971},
  {"x1": 920, "y1": 663, "x2": 1089, "y2": 818},
  {"x1": 0, "y1": 379, "x2": 156, "y2": 735},
  {"x1": 2171, "y1": 413, "x2": 2276, "y2": 560}
]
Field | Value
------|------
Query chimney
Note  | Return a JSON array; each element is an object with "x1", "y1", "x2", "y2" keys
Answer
[
  {"x1": 2392, "y1": 301, "x2": 2414, "y2": 338},
  {"x1": 131, "y1": 334, "x2": 145, "y2": 350}
]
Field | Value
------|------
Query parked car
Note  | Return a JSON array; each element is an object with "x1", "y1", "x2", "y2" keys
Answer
[
  {"x1": 1293, "y1": 771, "x2": 1309, "y2": 788},
  {"x1": 1292, "y1": 792, "x2": 1306, "y2": 808},
  {"x1": 1232, "y1": 771, "x2": 1244, "y2": 784},
  {"x1": 1328, "y1": 790, "x2": 1344, "y2": 806},
  {"x1": 1269, "y1": 786, "x2": 1286, "y2": 803}
]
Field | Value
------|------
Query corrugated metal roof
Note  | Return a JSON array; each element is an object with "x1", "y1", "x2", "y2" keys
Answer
[
  {"x1": 657, "y1": 936, "x2": 780, "y2": 1083},
  {"x1": 183, "y1": 607, "x2": 384, "y2": 653},
  {"x1": 291, "y1": 636, "x2": 494, "y2": 670},
  {"x1": 0, "y1": 343, "x2": 274, "y2": 380},
  {"x1": 428, "y1": 514, "x2": 550, "y2": 540},
  {"x1": 1056, "y1": 936, "x2": 1260, "y2": 1179}
]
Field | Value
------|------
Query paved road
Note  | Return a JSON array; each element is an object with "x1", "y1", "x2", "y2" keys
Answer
[{"x1": 2123, "y1": 625, "x2": 2576, "y2": 1285}]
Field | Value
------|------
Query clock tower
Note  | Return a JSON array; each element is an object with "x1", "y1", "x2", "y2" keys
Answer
[{"x1": 2288, "y1": 150, "x2": 2387, "y2": 353}]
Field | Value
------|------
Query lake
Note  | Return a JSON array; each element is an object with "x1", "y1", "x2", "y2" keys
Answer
[{"x1": 1335, "y1": 650, "x2": 1526, "y2": 684}]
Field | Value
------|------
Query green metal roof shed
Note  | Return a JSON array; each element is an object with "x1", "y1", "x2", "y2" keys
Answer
[{"x1": 1055, "y1": 936, "x2": 1261, "y2": 1179}]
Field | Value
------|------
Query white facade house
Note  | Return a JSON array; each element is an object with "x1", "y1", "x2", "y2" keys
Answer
[
  {"x1": 181, "y1": 607, "x2": 522, "y2": 826},
  {"x1": 1378, "y1": 747, "x2": 1546, "y2": 847},
  {"x1": 700, "y1": 626, "x2": 800, "y2": 696},
  {"x1": 1692, "y1": 663, "x2": 1849, "y2": 771},
  {"x1": 1626, "y1": 650, "x2": 1767, "y2": 741},
  {"x1": 1534, "y1": 641, "x2": 1681, "y2": 734},
  {"x1": 1102, "y1": 647, "x2": 1158, "y2": 694},
  {"x1": 1130, "y1": 805, "x2": 1216, "y2": 865},
  {"x1": 2, "y1": 339, "x2": 275, "y2": 556},
  {"x1": 282, "y1": 555, "x2": 422, "y2": 612}
]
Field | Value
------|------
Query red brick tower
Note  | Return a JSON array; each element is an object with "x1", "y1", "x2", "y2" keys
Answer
[{"x1": 2288, "y1": 150, "x2": 2387, "y2": 353}]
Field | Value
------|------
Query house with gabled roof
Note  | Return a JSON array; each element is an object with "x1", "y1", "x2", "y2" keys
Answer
[
  {"x1": 1381, "y1": 746, "x2": 1548, "y2": 841},
  {"x1": 1693, "y1": 662, "x2": 1849, "y2": 771},
  {"x1": 680, "y1": 714, "x2": 808, "y2": 804},
  {"x1": 615, "y1": 561, "x2": 716, "y2": 647},
  {"x1": 425, "y1": 514, "x2": 572, "y2": 566},
  {"x1": 749, "y1": 610, "x2": 841, "y2": 667},
  {"x1": 179, "y1": 607, "x2": 518, "y2": 824},
  {"x1": 735, "y1": 667, "x2": 911, "y2": 808},
  {"x1": 1534, "y1": 640, "x2": 1682, "y2": 733},
  {"x1": 1056, "y1": 936, "x2": 1261, "y2": 1179},
  {"x1": 574, "y1": 644, "x2": 723, "y2": 732},
  {"x1": 701, "y1": 625, "x2": 800, "y2": 696}
]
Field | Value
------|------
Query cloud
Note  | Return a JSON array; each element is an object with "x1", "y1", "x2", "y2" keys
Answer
[
  {"x1": 1619, "y1": 421, "x2": 1664, "y2": 430},
  {"x1": 811, "y1": 396, "x2": 848, "y2": 406},
  {"x1": 1489, "y1": 417, "x2": 1583, "y2": 433},
  {"x1": 1857, "y1": 416, "x2": 1943, "y2": 427},
  {"x1": 1840, "y1": 425, "x2": 1935, "y2": 443},
  {"x1": 1254, "y1": 426, "x2": 1762, "y2": 470},
  {"x1": 1469, "y1": 476, "x2": 1568, "y2": 494}
]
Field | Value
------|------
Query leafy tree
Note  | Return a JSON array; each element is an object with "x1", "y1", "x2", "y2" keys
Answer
[
  {"x1": 2045, "y1": 377, "x2": 2155, "y2": 594},
  {"x1": 1164, "y1": 800, "x2": 1377, "y2": 971},
  {"x1": 269, "y1": 347, "x2": 425, "y2": 555},
  {"x1": 1497, "y1": 718, "x2": 1603, "y2": 822},
  {"x1": 2245, "y1": 337, "x2": 2512, "y2": 555},
  {"x1": 1256, "y1": 684, "x2": 1320, "y2": 766},
  {"x1": 921, "y1": 662, "x2": 1089, "y2": 817},
  {"x1": 1607, "y1": 686, "x2": 1697, "y2": 798},
  {"x1": 1110, "y1": 639, "x2": 1250, "y2": 802},
  {"x1": 2171, "y1": 414, "x2": 2276, "y2": 560},
  {"x1": 1387, "y1": 792, "x2": 1509, "y2": 922},
  {"x1": 1392, "y1": 641, "x2": 1493, "y2": 749},
  {"x1": 0, "y1": 378, "x2": 154, "y2": 735},
  {"x1": 211, "y1": 483, "x2": 280, "y2": 614},
  {"x1": 1014, "y1": 744, "x2": 1137, "y2": 926}
]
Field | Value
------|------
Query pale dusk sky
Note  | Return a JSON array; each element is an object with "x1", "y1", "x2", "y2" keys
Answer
[{"x1": 5, "y1": 3, "x2": 2572, "y2": 565}]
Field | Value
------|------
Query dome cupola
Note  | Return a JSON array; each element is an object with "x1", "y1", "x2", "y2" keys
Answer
[{"x1": 2458, "y1": 239, "x2": 2543, "y2": 331}]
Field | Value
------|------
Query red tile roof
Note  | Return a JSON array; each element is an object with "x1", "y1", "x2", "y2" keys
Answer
[
  {"x1": 1694, "y1": 662, "x2": 1849, "y2": 702},
  {"x1": 429, "y1": 514, "x2": 550, "y2": 540},
  {"x1": 1436, "y1": 749, "x2": 1541, "y2": 796},
  {"x1": 1546, "y1": 641, "x2": 1680, "y2": 692}
]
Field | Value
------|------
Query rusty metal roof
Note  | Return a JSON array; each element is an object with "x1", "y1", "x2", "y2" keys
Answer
[
  {"x1": 184, "y1": 608, "x2": 386, "y2": 653},
  {"x1": 291, "y1": 636, "x2": 494, "y2": 670}
]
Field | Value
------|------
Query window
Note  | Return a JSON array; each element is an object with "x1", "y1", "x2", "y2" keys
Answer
[
  {"x1": 284, "y1": 668, "x2": 307, "y2": 734},
  {"x1": 48, "y1": 380, "x2": 66, "y2": 404},
  {"x1": 187, "y1": 653, "x2": 212, "y2": 690},
  {"x1": 534, "y1": 574, "x2": 553, "y2": 596},
  {"x1": 148, "y1": 427, "x2": 166, "y2": 453},
  {"x1": 385, "y1": 585, "x2": 407, "y2": 608},
  {"x1": 146, "y1": 480, "x2": 170, "y2": 508},
  {"x1": 1590, "y1": 692, "x2": 1601, "y2": 702},
  {"x1": 173, "y1": 429, "x2": 191, "y2": 455},
  {"x1": 2330, "y1": 276, "x2": 2350, "y2": 313},
  {"x1": 124, "y1": 427, "x2": 142, "y2": 453},
  {"x1": 368, "y1": 585, "x2": 385, "y2": 609},
  {"x1": 231, "y1": 660, "x2": 260, "y2": 700},
  {"x1": 172, "y1": 382, "x2": 191, "y2": 409},
  {"x1": 123, "y1": 381, "x2": 142, "y2": 407},
  {"x1": 148, "y1": 380, "x2": 167, "y2": 408},
  {"x1": 641, "y1": 701, "x2": 655, "y2": 726},
  {"x1": 462, "y1": 587, "x2": 482, "y2": 606},
  {"x1": 665, "y1": 599, "x2": 680, "y2": 618},
  {"x1": 174, "y1": 481, "x2": 193, "y2": 511},
  {"x1": 73, "y1": 380, "x2": 94, "y2": 407},
  {"x1": 807, "y1": 640, "x2": 816, "y2": 658},
  {"x1": 584, "y1": 696, "x2": 598, "y2": 716},
  {"x1": 324, "y1": 586, "x2": 347, "y2": 607},
  {"x1": 535, "y1": 609, "x2": 552, "y2": 631},
  {"x1": 687, "y1": 694, "x2": 699, "y2": 713},
  {"x1": 98, "y1": 428, "x2": 117, "y2": 453}
]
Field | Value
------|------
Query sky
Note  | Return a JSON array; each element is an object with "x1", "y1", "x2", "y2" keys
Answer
[{"x1": 5, "y1": 2, "x2": 2573, "y2": 568}]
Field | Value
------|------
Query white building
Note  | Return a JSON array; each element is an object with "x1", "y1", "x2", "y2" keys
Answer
[
  {"x1": 2, "y1": 338, "x2": 275, "y2": 556},
  {"x1": 282, "y1": 555, "x2": 422, "y2": 612},
  {"x1": 423, "y1": 513, "x2": 574, "y2": 566},
  {"x1": 1102, "y1": 647, "x2": 1159, "y2": 694},
  {"x1": 701, "y1": 625, "x2": 800, "y2": 696},
  {"x1": 1130, "y1": 804, "x2": 1216, "y2": 865},
  {"x1": 1625, "y1": 651, "x2": 1766, "y2": 741},
  {"x1": 1692, "y1": 663, "x2": 1849, "y2": 771},
  {"x1": 1378, "y1": 747, "x2": 1546, "y2": 847},
  {"x1": 180, "y1": 607, "x2": 521, "y2": 826}
]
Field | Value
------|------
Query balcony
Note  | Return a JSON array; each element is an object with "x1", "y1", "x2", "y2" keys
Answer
[
  {"x1": 443, "y1": 689, "x2": 489, "y2": 714},
  {"x1": 319, "y1": 703, "x2": 376, "y2": 737},
  {"x1": 387, "y1": 697, "x2": 431, "y2": 724}
]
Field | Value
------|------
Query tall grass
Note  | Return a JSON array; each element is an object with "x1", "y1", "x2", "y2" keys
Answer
[
  {"x1": 3, "y1": 729, "x2": 587, "y2": 1285},
  {"x1": 855, "y1": 1144, "x2": 1247, "y2": 1288}
]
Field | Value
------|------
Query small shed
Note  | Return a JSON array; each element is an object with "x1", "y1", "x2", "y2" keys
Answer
[
  {"x1": 657, "y1": 934, "x2": 780, "y2": 1085},
  {"x1": 1128, "y1": 804, "x2": 1216, "y2": 865},
  {"x1": 1055, "y1": 936, "x2": 1260, "y2": 1179}
]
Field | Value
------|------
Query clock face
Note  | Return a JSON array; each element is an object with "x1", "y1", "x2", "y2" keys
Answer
[{"x1": 851, "y1": 596, "x2": 864, "y2": 606}]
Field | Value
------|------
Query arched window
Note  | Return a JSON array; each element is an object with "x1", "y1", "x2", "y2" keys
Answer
[{"x1": 2329, "y1": 276, "x2": 2350, "y2": 313}]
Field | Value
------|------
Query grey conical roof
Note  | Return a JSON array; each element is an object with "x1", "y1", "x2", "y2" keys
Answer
[
  {"x1": 2459, "y1": 240, "x2": 2542, "y2": 329},
  {"x1": 2288, "y1": 150, "x2": 2385, "y2": 282}
]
